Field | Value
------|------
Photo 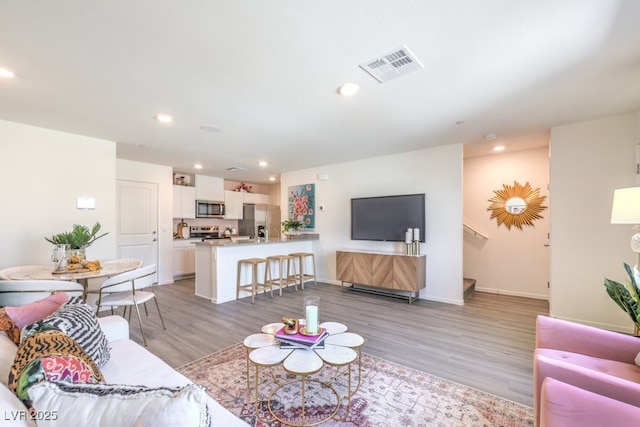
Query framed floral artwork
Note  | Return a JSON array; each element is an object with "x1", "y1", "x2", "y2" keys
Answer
[{"x1": 288, "y1": 183, "x2": 315, "y2": 229}]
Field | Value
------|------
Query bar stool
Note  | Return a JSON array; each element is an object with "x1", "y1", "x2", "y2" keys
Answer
[
  {"x1": 266, "y1": 255, "x2": 297, "y2": 295},
  {"x1": 289, "y1": 252, "x2": 317, "y2": 290},
  {"x1": 237, "y1": 258, "x2": 272, "y2": 303}
]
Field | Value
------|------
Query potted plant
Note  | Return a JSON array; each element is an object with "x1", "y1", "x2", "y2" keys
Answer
[
  {"x1": 604, "y1": 263, "x2": 640, "y2": 335},
  {"x1": 45, "y1": 222, "x2": 108, "y2": 259},
  {"x1": 281, "y1": 218, "x2": 303, "y2": 234}
]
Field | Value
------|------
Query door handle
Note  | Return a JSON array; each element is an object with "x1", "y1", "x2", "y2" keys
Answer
[
  {"x1": 152, "y1": 238, "x2": 157, "y2": 242},
  {"x1": 544, "y1": 243, "x2": 550, "y2": 247}
]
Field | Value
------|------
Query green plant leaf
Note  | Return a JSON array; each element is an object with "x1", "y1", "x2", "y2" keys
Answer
[
  {"x1": 604, "y1": 277, "x2": 639, "y2": 324},
  {"x1": 44, "y1": 222, "x2": 108, "y2": 249}
]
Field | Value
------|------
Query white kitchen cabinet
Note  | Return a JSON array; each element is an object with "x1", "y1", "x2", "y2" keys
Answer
[
  {"x1": 195, "y1": 175, "x2": 224, "y2": 201},
  {"x1": 173, "y1": 185, "x2": 196, "y2": 219},
  {"x1": 224, "y1": 190, "x2": 244, "y2": 219},
  {"x1": 173, "y1": 241, "x2": 196, "y2": 277},
  {"x1": 243, "y1": 192, "x2": 270, "y2": 204}
]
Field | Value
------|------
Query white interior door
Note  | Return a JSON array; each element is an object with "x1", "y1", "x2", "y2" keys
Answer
[{"x1": 116, "y1": 180, "x2": 158, "y2": 268}]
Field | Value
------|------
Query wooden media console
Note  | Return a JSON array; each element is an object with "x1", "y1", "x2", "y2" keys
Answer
[{"x1": 336, "y1": 250, "x2": 426, "y2": 303}]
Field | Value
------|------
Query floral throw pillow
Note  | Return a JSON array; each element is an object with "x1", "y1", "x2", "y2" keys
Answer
[{"x1": 8, "y1": 329, "x2": 104, "y2": 408}]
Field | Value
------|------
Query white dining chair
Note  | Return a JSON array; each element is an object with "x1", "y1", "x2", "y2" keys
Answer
[
  {"x1": 85, "y1": 258, "x2": 144, "y2": 296},
  {"x1": 94, "y1": 264, "x2": 165, "y2": 346},
  {"x1": 0, "y1": 265, "x2": 51, "y2": 280},
  {"x1": 0, "y1": 280, "x2": 84, "y2": 307}
]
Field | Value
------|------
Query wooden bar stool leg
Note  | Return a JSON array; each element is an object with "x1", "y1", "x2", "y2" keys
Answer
[
  {"x1": 251, "y1": 263, "x2": 258, "y2": 304},
  {"x1": 236, "y1": 262, "x2": 242, "y2": 300},
  {"x1": 288, "y1": 257, "x2": 298, "y2": 291},
  {"x1": 267, "y1": 262, "x2": 273, "y2": 298},
  {"x1": 278, "y1": 259, "x2": 284, "y2": 296},
  {"x1": 299, "y1": 255, "x2": 305, "y2": 290}
]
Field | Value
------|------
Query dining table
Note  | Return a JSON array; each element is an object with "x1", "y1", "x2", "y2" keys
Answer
[{"x1": 4, "y1": 260, "x2": 141, "y2": 298}]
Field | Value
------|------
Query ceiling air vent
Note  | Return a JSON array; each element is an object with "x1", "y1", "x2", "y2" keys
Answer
[
  {"x1": 226, "y1": 166, "x2": 246, "y2": 172},
  {"x1": 359, "y1": 45, "x2": 423, "y2": 83}
]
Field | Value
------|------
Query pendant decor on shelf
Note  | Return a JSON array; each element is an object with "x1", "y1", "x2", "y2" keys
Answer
[{"x1": 487, "y1": 181, "x2": 547, "y2": 230}]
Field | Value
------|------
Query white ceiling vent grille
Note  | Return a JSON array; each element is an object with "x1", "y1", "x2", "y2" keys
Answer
[
  {"x1": 226, "y1": 166, "x2": 246, "y2": 172},
  {"x1": 359, "y1": 45, "x2": 423, "y2": 83}
]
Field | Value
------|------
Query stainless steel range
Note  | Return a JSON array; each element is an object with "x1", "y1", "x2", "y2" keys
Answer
[{"x1": 189, "y1": 226, "x2": 227, "y2": 241}]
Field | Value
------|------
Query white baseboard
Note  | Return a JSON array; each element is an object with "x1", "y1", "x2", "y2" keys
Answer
[{"x1": 475, "y1": 286, "x2": 549, "y2": 300}]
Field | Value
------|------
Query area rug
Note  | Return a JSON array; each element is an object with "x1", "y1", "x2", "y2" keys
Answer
[{"x1": 177, "y1": 343, "x2": 533, "y2": 427}]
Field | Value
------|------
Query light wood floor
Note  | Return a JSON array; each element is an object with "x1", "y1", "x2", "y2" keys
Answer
[{"x1": 105, "y1": 279, "x2": 548, "y2": 406}]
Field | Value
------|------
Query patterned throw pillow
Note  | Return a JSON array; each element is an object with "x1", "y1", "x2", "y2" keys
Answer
[
  {"x1": 23, "y1": 297, "x2": 110, "y2": 366},
  {"x1": 0, "y1": 309, "x2": 20, "y2": 345},
  {"x1": 8, "y1": 329, "x2": 104, "y2": 407},
  {"x1": 28, "y1": 382, "x2": 212, "y2": 427}
]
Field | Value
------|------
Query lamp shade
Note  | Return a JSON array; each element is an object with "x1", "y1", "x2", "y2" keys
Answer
[{"x1": 611, "y1": 187, "x2": 640, "y2": 224}]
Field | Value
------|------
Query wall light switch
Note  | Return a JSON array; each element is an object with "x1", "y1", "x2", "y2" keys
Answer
[{"x1": 76, "y1": 197, "x2": 96, "y2": 210}]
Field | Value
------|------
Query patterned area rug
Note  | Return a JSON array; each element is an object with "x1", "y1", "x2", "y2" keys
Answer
[{"x1": 177, "y1": 343, "x2": 533, "y2": 427}]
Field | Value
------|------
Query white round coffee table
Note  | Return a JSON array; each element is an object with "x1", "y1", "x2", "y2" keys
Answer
[{"x1": 243, "y1": 321, "x2": 364, "y2": 426}]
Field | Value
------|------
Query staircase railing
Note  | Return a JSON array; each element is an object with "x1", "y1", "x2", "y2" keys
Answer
[{"x1": 463, "y1": 223, "x2": 488, "y2": 240}]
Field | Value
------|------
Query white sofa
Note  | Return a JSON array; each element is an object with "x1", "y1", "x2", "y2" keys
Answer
[{"x1": 1, "y1": 315, "x2": 249, "y2": 427}]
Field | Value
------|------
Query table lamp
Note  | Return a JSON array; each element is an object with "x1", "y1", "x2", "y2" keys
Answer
[{"x1": 611, "y1": 187, "x2": 640, "y2": 267}]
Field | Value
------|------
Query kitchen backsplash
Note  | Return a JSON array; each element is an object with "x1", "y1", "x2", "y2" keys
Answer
[{"x1": 173, "y1": 218, "x2": 238, "y2": 234}]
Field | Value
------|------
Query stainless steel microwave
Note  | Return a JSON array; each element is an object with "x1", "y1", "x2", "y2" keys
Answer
[{"x1": 195, "y1": 200, "x2": 225, "y2": 218}]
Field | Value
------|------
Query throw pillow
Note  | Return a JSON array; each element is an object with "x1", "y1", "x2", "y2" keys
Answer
[
  {"x1": 8, "y1": 330, "x2": 104, "y2": 407},
  {"x1": 28, "y1": 381, "x2": 212, "y2": 427},
  {"x1": 23, "y1": 298, "x2": 110, "y2": 366},
  {"x1": 0, "y1": 309, "x2": 20, "y2": 345},
  {"x1": 0, "y1": 293, "x2": 69, "y2": 344},
  {"x1": 0, "y1": 331, "x2": 18, "y2": 387}
]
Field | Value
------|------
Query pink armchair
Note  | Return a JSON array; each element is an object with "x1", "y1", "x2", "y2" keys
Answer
[
  {"x1": 540, "y1": 377, "x2": 640, "y2": 427},
  {"x1": 534, "y1": 315, "x2": 640, "y2": 426}
]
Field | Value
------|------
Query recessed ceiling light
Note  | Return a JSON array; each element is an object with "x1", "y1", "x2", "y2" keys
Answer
[
  {"x1": 156, "y1": 113, "x2": 173, "y2": 123},
  {"x1": 337, "y1": 82, "x2": 359, "y2": 97},
  {"x1": 200, "y1": 125, "x2": 221, "y2": 133},
  {"x1": 269, "y1": 176, "x2": 277, "y2": 182},
  {"x1": 0, "y1": 68, "x2": 15, "y2": 78},
  {"x1": 258, "y1": 161, "x2": 268, "y2": 167},
  {"x1": 493, "y1": 145, "x2": 505, "y2": 152},
  {"x1": 194, "y1": 163, "x2": 203, "y2": 169}
]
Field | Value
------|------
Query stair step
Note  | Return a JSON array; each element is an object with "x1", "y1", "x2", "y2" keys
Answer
[{"x1": 463, "y1": 278, "x2": 476, "y2": 298}]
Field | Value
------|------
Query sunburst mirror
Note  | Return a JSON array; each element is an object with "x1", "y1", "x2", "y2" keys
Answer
[{"x1": 487, "y1": 181, "x2": 547, "y2": 230}]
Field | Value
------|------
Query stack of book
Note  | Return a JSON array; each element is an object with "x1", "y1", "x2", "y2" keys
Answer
[{"x1": 275, "y1": 326, "x2": 328, "y2": 350}]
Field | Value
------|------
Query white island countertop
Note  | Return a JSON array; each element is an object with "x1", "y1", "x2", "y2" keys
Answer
[
  {"x1": 192, "y1": 234, "x2": 319, "y2": 247},
  {"x1": 194, "y1": 235, "x2": 319, "y2": 303}
]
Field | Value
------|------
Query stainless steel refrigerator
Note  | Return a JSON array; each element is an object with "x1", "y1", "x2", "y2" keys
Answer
[{"x1": 237, "y1": 204, "x2": 281, "y2": 240}]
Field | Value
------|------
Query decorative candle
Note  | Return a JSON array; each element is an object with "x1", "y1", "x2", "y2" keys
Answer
[
  {"x1": 413, "y1": 228, "x2": 420, "y2": 241},
  {"x1": 303, "y1": 296, "x2": 320, "y2": 334},
  {"x1": 305, "y1": 306, "x2": 318, "y2": 334},
  {"x1": 405, "y1": 229, "x2": 412, "y2": 244}
]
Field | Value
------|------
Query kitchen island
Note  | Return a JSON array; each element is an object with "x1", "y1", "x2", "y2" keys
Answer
[{"x1": 193, "y1": 235, "x2": 319, "y2": 303}]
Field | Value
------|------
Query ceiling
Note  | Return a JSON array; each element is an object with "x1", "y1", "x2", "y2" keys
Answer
[{"x1": 1, "y1": 1, "x2": 639, "y2": 183}]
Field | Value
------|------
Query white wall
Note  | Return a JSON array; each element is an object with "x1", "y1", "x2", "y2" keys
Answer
[
  {"x1": 116, "y1": 159, "x2": 173, "y2": 285},
  {"x1": 0, "y1": 120, "x2": 116, "y2": 267},
  {"x1": 281, "y1": 144, "x2": 464, "y2": 304},
  {"x1": 550, "y1": 113, "x2": 638, "y2": 332},
  {"x1": 464, "y1": 147, "x2": 550, "y2": 299}
]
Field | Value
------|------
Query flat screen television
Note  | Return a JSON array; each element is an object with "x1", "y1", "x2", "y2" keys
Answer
[{"x1": 351, "y1": 193, "x2": 425, "y2": 242}]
